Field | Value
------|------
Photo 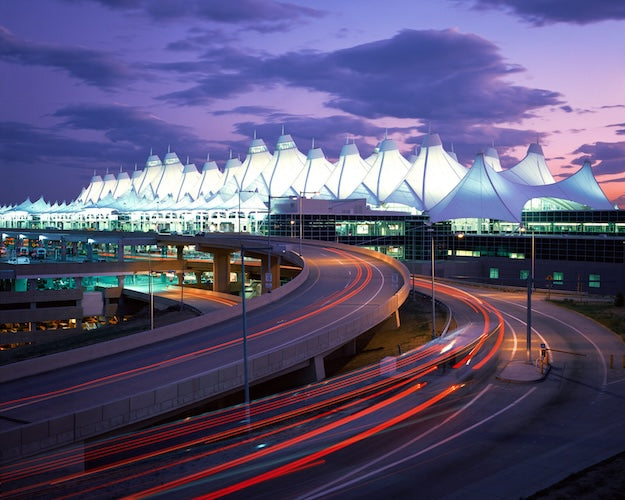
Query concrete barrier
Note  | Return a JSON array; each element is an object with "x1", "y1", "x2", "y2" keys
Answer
[{"x1": 0, "y1": 252, "x2": 308, "y2": 383}]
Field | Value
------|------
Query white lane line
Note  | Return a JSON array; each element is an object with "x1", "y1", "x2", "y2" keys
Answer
[
  {"x1": 489, "y1": 297, "x2": 606, "y2": 386},
  {"x1": 301, "y1": 384, "x2": 537, "y2": 500}
]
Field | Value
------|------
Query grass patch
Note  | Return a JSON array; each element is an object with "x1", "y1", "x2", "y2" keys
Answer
[{"x1": 550, "y1": 298, "x2": 625, "y2": 341}]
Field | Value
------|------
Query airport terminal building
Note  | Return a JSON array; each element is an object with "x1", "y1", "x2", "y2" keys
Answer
[{"x1": 1, "y1": 132, "x2": 623, "y2": 295}]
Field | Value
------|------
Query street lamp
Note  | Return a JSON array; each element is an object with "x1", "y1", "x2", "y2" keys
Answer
[
  {"x1": 424, "y1": 223, "x2": 436, "y2": 339},
  {"x1": 240, "y1": 245, "x2": 250, "y2": 421},
  {"x1": 237, "y1": 188, "x2": 258, "y2": 233},
  {"x1": 265, "y1": 194, "x2": 296, "y2": 292},
  {"x1": 299, "y1": 191, "x2": 318, "y2": 255},
  {"x1": 520, "y1": 225, "x2": 534, "y2": 363}
]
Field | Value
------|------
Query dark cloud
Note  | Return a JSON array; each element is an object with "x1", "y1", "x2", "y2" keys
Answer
[
  {"x1": 79, "y1": 0, "x2": 325, "y2": 31},
  {"x1": 156, "y1": 29, "x2": 562, "y2": 126},
  {"x1": 0, "y1": 26, "x2": 138, "y2": 88},
  {"x1": 572, "y1": 140, "x2": 625, "y2": 175},
  {"x1": 230, "y1": 114, "x2": 386, "y2": 160},
  {"x1": 51, "y1": 103, "x2": 212, "y2": 155},
  {"x1": 455, "y1": 0, "x2": 625, "y2": 26},
  {"x1": 0, "y1": 104, "x2": 220, "y2": 204},
  {"x1": 608, "y1": 123, "x2": 625, "y2": 135},
  {"x1": 213, "y1": 105, "x2": 277, "y2": 117}
]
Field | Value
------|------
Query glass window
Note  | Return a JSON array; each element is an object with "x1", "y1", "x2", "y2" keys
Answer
[
  {"x1": 489, "y1": 268, "x2": 499, "y2": 279},
  {"x1": 589, "y1": 274, "x2": 600, "y2": 288},
  {"x1": 553, "y1": 271, "x2": 564, "y2": 285}
]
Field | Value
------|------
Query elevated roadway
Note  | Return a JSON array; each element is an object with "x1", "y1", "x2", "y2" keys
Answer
[{"x1": 0, "y1": 235, "x2": 410, "y2": 464}]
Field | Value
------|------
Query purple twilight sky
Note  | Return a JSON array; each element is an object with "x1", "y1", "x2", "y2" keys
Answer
[{"x1": 1, "y1": 0, "x2": 624, "y2": 206}]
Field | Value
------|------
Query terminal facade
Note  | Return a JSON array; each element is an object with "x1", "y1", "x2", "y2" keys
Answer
[{"x1": 1, "y1": 132, "x2": 624, "y2": 337}]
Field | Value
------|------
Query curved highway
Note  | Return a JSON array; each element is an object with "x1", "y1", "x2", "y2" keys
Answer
[
  {"x1": 0, "y1": 236, "x2": 408, "y2": 464},
  {"x1": 2, "y1": 270, "x2": 625, "y2": 498}
]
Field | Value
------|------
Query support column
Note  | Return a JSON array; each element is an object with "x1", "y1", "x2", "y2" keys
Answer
[
  {"x1": 310, "y1": 355, "x2": 326, "y2": 382},
  {"x1": 212, "y1": 249, "x2": 231, "y2": 293},
  {"x1": 261, "y1": 254, "x2": 281, "y2": 294},
  {"x1": 117, "y1": 240, "x2": 125, "y2": 262}
]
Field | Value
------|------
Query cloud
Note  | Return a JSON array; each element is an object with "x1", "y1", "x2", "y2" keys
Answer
[
  {"x1": 156, "y1": 29, "x2": 562, "y2": 126},
  {"x1": 608, "y1": 122, "x2": 625, "y2": 135},
  {"x1": 213, "y1": 105, "x2": 277, "y2": 117},
  {"x1": 79, "y1": 0, "x2": 325, "y2": 31},
  {"x1": 0, "y1": 26, "x2": 138, "y2": 88},
  {"x1": 0, "y1": 103, "x2": 222, "y2": 204},
  {"x1": 572, "y1": 140, "x2": 625, "y2": 175},
  {"x1": 455, "y1": 0, "x2": 625, "y2": 26}
]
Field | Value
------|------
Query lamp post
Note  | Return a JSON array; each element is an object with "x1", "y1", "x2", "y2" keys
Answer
[
  {"x1": 521, "y1": 225, "x2": 534, "y2": 363},
  {"x1": 237, "y1": 188, "x2": 258, "y2": 233},
  {"x1": 265, "y1": 194, "x2": 296, "y2": 292},
  {"x1": 430, "y1": 227, "x2": 436, "y2": 339},
  {"x1": 240, "y1": 245, "x2": 250, "y2": 420},
  {"x1": 148, "y1": 251, "x2": 154, "y2": 330},
  {"x1": 299, "y1": 191, "x2": 318, "y2": 255}
]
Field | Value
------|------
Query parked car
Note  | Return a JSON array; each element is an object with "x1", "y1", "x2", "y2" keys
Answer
[
  {"x1": 8, "y1": 256, "x2": 30, "y2": 264},
  {"x1": 30, "y1": 247, "x2": 47, "y2": 259}
]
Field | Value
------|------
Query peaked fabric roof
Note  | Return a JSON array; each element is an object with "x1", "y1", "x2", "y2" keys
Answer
[
  {"x1": 500, "y1": 143, "x2": 555, "y2": 185},
  {"x1": 428, "y1": 153, "x2": 530, "y2": 223},
  {"x1": 5, "y1": 131, "x2": 614, "y2": 224}
]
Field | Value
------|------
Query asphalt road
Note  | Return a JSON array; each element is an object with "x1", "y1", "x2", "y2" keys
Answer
[
  {"x1": 263, "y1": 287, "x2": 625, "y2": 500},
  {"x1": 0, "y1": 242, "x2": 404, "y2": 437},
  {"x1": 3, "y1": 282, "x2": 625, "y2": 499}
]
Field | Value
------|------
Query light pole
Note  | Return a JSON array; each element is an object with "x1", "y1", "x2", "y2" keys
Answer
[
  {"x1": 265, "y1": 194, "x2": 296, "y2": 292},
  {"x1": 430, "y1": 227, "x2": 436, "y2": 339},
  {"x1": 299, "y1": 191, "x2": 318, "y2": 255},
  {"x1": 148, "y1": 251, "x2": 154, "y2": 330},
  {"x1": 240, "y1": 245, "x2": 250, "y2": 420},
  {"x1": 237, "y1": 188, "x2": 258, "y2": 233},
  {"x1": 521, "y1": 225, "x2": 534, "y2": 363}
]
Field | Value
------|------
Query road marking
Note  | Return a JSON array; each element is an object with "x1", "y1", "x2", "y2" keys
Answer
[{"x1": 301, "y1": 384, "x2": 537, "y2": 499}]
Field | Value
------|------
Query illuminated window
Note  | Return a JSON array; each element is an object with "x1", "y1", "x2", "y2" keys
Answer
[
  {"x1": 489, "y1": 268, "x2": 499, "y2": 279},
  {"x1": 589, "y1": 274, "x2": 600, "y2": 288},
  {"x1": 553, "y1": 272, "x2": 564, "y2": 285},
  {"x1": 520, "y1": 270, "x2": 530, "y2": 281}
]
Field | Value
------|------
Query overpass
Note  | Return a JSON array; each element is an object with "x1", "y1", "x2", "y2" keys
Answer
[{"x1": 0, "y1": 234, "x2": 410, "y2": 464}]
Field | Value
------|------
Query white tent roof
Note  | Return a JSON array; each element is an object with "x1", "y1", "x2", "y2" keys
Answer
[
  {"x1": 288, "y1": 144, "x2": 335, "y2": 197},
  {"x1": 197, "y1": 156, "x2": 226, "y2": 199},
  {"x1": 352, "y1": 138, "x2": 410, "y2": 205},
  {"x1": 113, "y1": 171, "x2": 132, "y2": 199},
  {"x1": 240, "y1": 137, "x2": 273, "y2": 197},
  {"x1": 79, "y1": 174, "x2": 104, "y2": 204},
  {"x1": 484, "y1": 146, "x2": 503, "y2": 172},
  {"x1": 429, "y1": 153, "x2": 530, "y2": 223},
  {"x1": 176, "y1": 162, "x2": 202, "y2": 202},
  {"x1": 100, "y1": 172, "x2": 117, "y2": 200},
  {"x1": 264, "y1": 133, "x2": 307, "y2": 197},
  {"x1": 401, "y1": 134, "x2": 468, "y2": 210},
  {"x1": 530, "y1": 161, "x2": 614, "y2": 210},
  {"x1": 500, "y1": 143, "x2": 555, "y2": 185},
  {"x1": 320, "y1": 142, "x2": 371, "y2": 199}
]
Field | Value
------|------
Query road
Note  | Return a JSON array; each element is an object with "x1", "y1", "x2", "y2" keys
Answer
[
  {"x1": 0, "y1": 239, "x2": 407, "y2": 463},
  {"x1": 2, "y1": 283, "x2": 625, "y2": 498}
]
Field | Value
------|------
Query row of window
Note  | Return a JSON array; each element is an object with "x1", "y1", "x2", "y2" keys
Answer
[{"x1": 489, "y1": 268, "x2": 601, "y2": 288}]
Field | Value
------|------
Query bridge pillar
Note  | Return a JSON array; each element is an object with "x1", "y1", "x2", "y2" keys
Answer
[
  {"x1": 117, "y1": 239, "x2": 124, "y2": 262},
  {"x1": 343, "y1": 339, "x2": 357, "y2": 357},
  {"x1": 212, "y1": 249, "x2": 232, "y2": 293},
  {"x1": 311, "y1": 355, "x2": 326, "y2": 382},
  {"x1": 261, "y1": 254, "x2": 281, "y2": 293},
  {"x1": 195, "y1": 272, "x2": 203, "y2": 285}
]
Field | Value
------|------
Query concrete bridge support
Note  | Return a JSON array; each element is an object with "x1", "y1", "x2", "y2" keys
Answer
[{"x1": 212, "y1": 248, "x2": 232, "y2": 293}]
